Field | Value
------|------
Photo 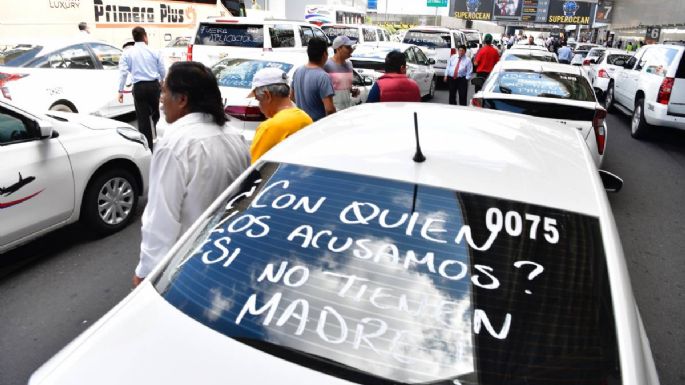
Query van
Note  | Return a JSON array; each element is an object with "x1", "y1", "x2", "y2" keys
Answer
[
  {"x1": 402, "y1": 26, "x2": 467, "y2": 77},
  {"x1": 320, "y1": 24, "x2": 391, "y2": 45},
  {"x1": 189, "y1": 18, "x2": 328, "y2": 67}
]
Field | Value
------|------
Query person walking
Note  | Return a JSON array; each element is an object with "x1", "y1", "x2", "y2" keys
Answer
[
  {"x1": 291, "y1": 37, "x2": 336, "y2": 121},
  {"x1": 118, "y1": 26, "x2": 166, "y2": 150},
  {"x1": 365, "y1": 50, "x2": 421, "y2": 103},
  {"x1": 249, "y1": 68, "x2": 313, "y2": 163},
  {"x1": 557, "y1": 40, "x2": 573, "y2": 64},
  {"x1": 133, "y1": 61, "x2": 250, "y2": 287},
  {"x1": 473, "y1": 34, "x2": 499, "y2": 93},
  {"x1": 324, "y1": 36, "x2": 360, "y2": 112},
  {"x1": 444, "y1": 45, "x2": 473, "y2": 106}
]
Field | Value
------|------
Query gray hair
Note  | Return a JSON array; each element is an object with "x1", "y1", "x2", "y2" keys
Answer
[{"x1": 255, "y1": 83, "x2": 290, "y2": 99}]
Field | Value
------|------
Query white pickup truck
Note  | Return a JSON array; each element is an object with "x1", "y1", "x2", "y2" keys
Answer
[{"x1": 605, "y1": 43, "x2": 685, "y2": 139}]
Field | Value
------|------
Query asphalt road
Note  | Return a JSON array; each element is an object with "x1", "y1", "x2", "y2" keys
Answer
[{"x1": 1, "y1": 90, "x2": 683, "y2": 385}]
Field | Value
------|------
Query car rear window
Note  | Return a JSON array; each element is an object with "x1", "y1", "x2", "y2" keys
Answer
[
  {"x1": 212, "y1": 59, "x2": 293, "y2": 89},
  {"x1": 607, "y1": 54, "x2": 631, "y2": 66},
  {"x1": 403, "y1": 31, "x2": 451, "y2": 49},
  {"x1": 504, "y1": 53, "x2": 557, "y2": 62},
  {"x1": 321, "y1": 26, "x2": 359, "y2": 44},
  {"x1": 195, "y1": 23, "x2": 264, "y2": 48},
  {"x1": 491, "y1": 70, "x2": 596, "y2": 101},
  {"x1": 155, "y1": 162, "x2": 621, "y2": 385},
  {"x1": 0, "y1": 44, "x2": 43, "y2": 67}
]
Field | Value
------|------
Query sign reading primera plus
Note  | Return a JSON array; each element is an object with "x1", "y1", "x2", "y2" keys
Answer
[
  {"x1": 547, "y1": 0, "x2": 594, "y2": 24},
  {"x1": 93, "y1": 0, "x2": 197, "y2": 26},
  {"x1": 451, "y1": 0, "x2": 495, "y2": 20}
]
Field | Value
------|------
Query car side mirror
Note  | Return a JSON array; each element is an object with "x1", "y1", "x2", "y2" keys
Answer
[
  {"x1": 38, "y1": 120, "x2": 54, "y2": 139},
  {"x1": 599, "y1": 170, "x2": 623, "y2": 193},
  {"x1": 428, "y1": 58, "x2": 436, "y2": 65},
  {"x1": 470, "y1": 77, "x2": 485, "y2": 88},
  {"x1": 363, "y1": 76, "x2": 373, "y2": 86}
]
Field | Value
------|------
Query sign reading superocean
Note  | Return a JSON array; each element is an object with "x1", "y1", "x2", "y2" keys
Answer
[{"x1": 451, "y1": 0, "x2": 495, "y2": 20}]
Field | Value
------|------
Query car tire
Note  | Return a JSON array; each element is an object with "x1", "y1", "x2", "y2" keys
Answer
[
  {"x1": 631, "y1": 97, "x2": 650, "y2": 140},
  {"x1": 81, "y1": 168, "x2": 139, "y2": 235},
  {"x1": 49, "y1": 102, "x2": 76, "y2": 113},
  {"x1": 604, "y1": 83, "x2": 615, "y2": 113}
]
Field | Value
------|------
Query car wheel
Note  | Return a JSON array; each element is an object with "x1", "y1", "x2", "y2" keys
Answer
[
  {"x1": 81, "y1": 168, "x2": 139, "y2": 235},
  {"x1": 426, "y1": 77, "x2": 436, "y2": 100},
  {"x1": 604, "y1": 84, "x2": 615, "y2": 113},
  {"x1": 49, "y1": 102, "x2": 76, "y2": 113},
  {"x1": 631, "y1": 97, "x2": 650, "y2": 140}
]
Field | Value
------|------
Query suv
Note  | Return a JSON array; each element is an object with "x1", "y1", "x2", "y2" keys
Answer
[
  {"x1": 605, "y1": 43, "x2": 685, "y2": 138},
  {"x1": 402, "y1": 26, "x2": 468, "y2": 77},
  {"x1": 320, "y1": 24, "x2": 390, "y2": 45},
  {"x1": 189, "y1": 18, "x2": 328, "y2": 67}
]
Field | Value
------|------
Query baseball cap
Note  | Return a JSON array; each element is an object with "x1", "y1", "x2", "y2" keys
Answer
[
  {"x1": 484, "y1": 34, "x2": 493, "y2": 44},
  {"x1": 248, "y1": 67, "x2": 288, "y2": 97},
  {"x1": 332, "y1": 35, "x2": 353, "y2": 50}
]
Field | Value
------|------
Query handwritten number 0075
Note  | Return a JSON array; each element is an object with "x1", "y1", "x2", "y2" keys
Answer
[{"x1": 486, "y1": 208, "x2": 559, "y2": 244}]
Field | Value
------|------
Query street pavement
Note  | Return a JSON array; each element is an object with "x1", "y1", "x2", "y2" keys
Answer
[{"x1": 1, "y1": 89, "x2": 683, "y2": 385}]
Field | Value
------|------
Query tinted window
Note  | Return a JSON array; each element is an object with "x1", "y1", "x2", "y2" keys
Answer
[
  {"x1": 641, "y1": 46, "x2": 679, "y2": 77},
  {"x1": 195, "y1": 23, "x2": 264, "y2": 48},
  {"x1": 313, "y1": 27, "x2": 328, "y2": 43},
  {"x1": 405, "y1": 47, "x2": 417, "y2": 64},
  {"x1": 0, "y1": 44, "x2": 43, "y2": 67},
  {"x1": 321, "y1": 26, "x2": 359, "y2": 44},
  {"x1": 0, "y1": 108, "x2": 34, "y2": 144},
  {"x1": 482, "y1": 98, "x2": 596, "y2": 121},
  {"x1": 403, "y1": 31, "x2": 451, "y2": 49},
  {"x1": 415, "y1": 48, "x2": 429, "y2": 65},
  {"x1": 491, "y1": 70, "x2": 595, "y2": 101},
  {"x1": 464, "y1": 32, "x2": 480, "y2": 43},
  {"x1": 269, "y1": 25, "x2": 295, "y2": 48},
  {"x1": 212, "y1": 59, "x2": 293, "y2": 89},
  {"x1": 38, "y1": 45, "x2": 95, "y2": 70},
  {"x1": 155, "y1": 162, "x2": 621, "y2": 385},
  {"x1": 378, "y1": 29, "x2": 386, "y2": 42},
  {"x1": 363, "y1": 28, "x2": 377, "y2": 42},
  {"x1": 299, "y1": 26, "x2": 315, "y2": 47},
  {"x1": 90, "y1": 43, "x2": 121, "y2": 69},
  {"x1": 607, "y1": 54, "x2": 631, "y2": 66}
]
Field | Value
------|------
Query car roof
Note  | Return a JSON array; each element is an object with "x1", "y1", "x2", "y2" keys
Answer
[
  {"x1": 494, "y1": 59, "x2": 582, "y2": 75},
  {"x1": 407, "y1": 26, "x2": 452, "y2": 32},
  {"x1": 262, "y1": 103, "x2": 602, "y2": 216}
]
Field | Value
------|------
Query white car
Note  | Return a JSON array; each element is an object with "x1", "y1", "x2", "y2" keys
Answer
[
  {"x1": 501, "y1": 47, "x2": 558, "y2": 63},
  {"x1": 210, "y1": 52, "x2": 372, "y2": 142},
  {"x1": 0, "y1": 99, "x2": 150, "y2": 253},
  {"x1": 460, "y1": 28, "x2": 482, "y2": 57},
  {"x1": 605, "y1": 43, "x2": 685, "y2": 139},
  {"x1": 471, "y1": 60, "x2": 608, "y2": 167},
  {"x1": 30, "y1": 103, "x2": 658, "y2": 385},
  {"x1": 0, "y1": 38, "x2": 134, "y2": 117},
  {"x1": 351, "y1": 42, "x2": 436, "y2": 99},
  {"x1": 586, "y1": 49, "x2": 631, "y2": 98},
  {"x1": 189, "y1": 18, "x2": 328, "y2": 67},
  {"x1": 160, "y1": 36, "x2": 192, "y2": 69},
  {"x1": 320, "y1": 24, "x2": 391, "y2": 45},
  {"x1": 402, "y1": 26, "x2": 468, "y2": 76}
]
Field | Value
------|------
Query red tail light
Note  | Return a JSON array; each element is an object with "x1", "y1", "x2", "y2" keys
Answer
[
  {"x1": 657, "y1": 77, "x2": 674, "y2": 105},
  {"x1": 593, "y1": 108, "x2": 607, "y2": 155},
  {"x1": 225, "y1": 105, "x2": 265, "y2": 122},
  {"x1": 598, "y1": 69, "x2": 609, "y2": 78},
  {"x1": 583, "y1": 58, "x2": 591, "y2": 65},
  {"x1": 471, "y1": 97, "x2": 483, "y2": 107},
  {"x1": 186, "y1": 44, "x2": 193, "y2": 61},
  {"x1": 0, "y1": 72, "x2": 29, "y2": 100}
]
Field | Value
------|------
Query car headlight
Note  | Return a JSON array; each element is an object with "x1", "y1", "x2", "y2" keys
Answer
[{"x1": 117, "y1": 127, "x2": 149, "y2": 150}]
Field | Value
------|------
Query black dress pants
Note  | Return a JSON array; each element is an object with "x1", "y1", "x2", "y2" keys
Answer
[
  {"x1": 448, "y1": 77, "x2": 468, "y2": 106},
  {"x1": 132, "y1": 80, "x2": 160, "y2": 150}
]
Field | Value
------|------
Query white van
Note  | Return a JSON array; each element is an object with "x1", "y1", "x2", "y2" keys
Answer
[
  {"x1": 189, "y1": 18, "x2": 328, "y2": 67},
  {"x1": 402, "y1": 26, "x2": 467, "y2": 77},
  {"x1": 320, "y1": 24, "x2": 391, "y2": 45}
]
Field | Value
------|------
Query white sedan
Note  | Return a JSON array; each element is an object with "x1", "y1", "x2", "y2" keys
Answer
[
  {"x1": 0, "y1": 99, "x2": 150, "y2": 253},
  {"x1": 351, "y1": 42, "x2": 436, "y2": 99},
  {"x1": 0, "y1": 38, "x2": 134, "y2": 117},
  {"x1": 586, "y1": 49, "x2": 631, "y2": 98},
  {"x1": 471, "y1": 60, "x2": 608, "y2": 168},
  {"x1": 30, "y1": 103, "x2": 658, "y2": 385}
]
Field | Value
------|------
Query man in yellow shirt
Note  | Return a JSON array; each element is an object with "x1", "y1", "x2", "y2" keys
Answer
[{"x1": 248, "y1": 68, "x2": 313, "y2": 163}]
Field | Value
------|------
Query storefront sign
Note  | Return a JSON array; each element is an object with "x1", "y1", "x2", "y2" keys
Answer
[
  {"x1": 451, "y1": 0, "x2": 495, "y2": 20},
  {"x1": 547, "y1": 0, "x2": 593, "y2": 24}
]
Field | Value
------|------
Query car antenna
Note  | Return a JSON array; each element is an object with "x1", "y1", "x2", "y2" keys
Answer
[{"x1": 413, "y1": 112, "x2": 426, "y2": 163}]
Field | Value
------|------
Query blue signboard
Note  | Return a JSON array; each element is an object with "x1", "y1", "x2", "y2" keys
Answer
[{"x1": 368, "y1": 0, "x2": 378, "y2": 10}]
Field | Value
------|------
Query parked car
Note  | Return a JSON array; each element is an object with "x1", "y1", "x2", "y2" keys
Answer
[
  {"x1": 460, "y1": 28, "x2": 482, "y2": 57},
  {"x1": 320, "y1": 24, "x2": 391, "y2": 45},
  {"x1": 351, "y1": 42, "x2": 436, "y2": 99},
  {"x1": 0, "y1": 38, "x2": 134, "y2": 117},
  {"x1": 189, "y1": 18, "x2": 328, "y2": 67},
  {"x1": 471, "y1": 60, "x2": 608, "y2": 167},
  {"x1": 570, "y1": 43, "x2": 601, "y2": 66},
  {"x1": 160, "y1": 36, "x2": 192, "y2": 69},
  {"x1": 0, "y1": 99, "x2": 150, "y2": 253},
  {"x1": 501, "y1": 47, "x2": 558, "y2": 62},
  {"x1": 605, "y1": 42, "x2": 685, "y2": 138},
  {"x1": 29, "y1": 102, "x2": 658, "y2": 385},
  {"x1": 586, "y1": 49, "x2": 631, "y2": 98},
  {"x1": 402, "y1": 26, "x2": 468, "y2": 76}
]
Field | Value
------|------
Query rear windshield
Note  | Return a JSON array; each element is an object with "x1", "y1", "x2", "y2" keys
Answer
[
  {"x1": 482, "y1": 98, "x2": 596, "y2": 121},
  {"x1": 195, "y1": 23, "x2": 264, "y2": 48},
  {"x1": 321, "y1": 26, "x2": 359, "y2": 43},
  {"x1": 0, "y1": 44, "x2": 43, "y2": 67},
  {"x1": 607, "y1": 54, "x2": 631, "y2": 65},
  {"x1": 403, "y1": 31, "x2": 451, "y2": 49},
  {"x1": 504, "y1": 53, "x2": 558, "y2": 62},
  {"x1": 212, "y1": 59, "x2": 293, "y2": 89},
  {"x1": 155, "y1": 162, "x2": 621, "y2": 385},
  {"x1": 490, "y1": 70, "x2": 596, "y2": 101}
]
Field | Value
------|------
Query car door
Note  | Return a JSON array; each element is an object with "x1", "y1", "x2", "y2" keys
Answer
[
  {"x1": 615, "y1": 48, "x2": 646, "y2": 107},
  {"x1": 89, "y1": 43, "x2": 134, "y2": 117},
  {"x1": 0, "y1": 104, "x2": 74, "y2": 249},
  {"x1": 413, "y1": 47, "x2": 433, "y2": 92},
  {"x1": 299, "y1": 25, "x2": 315, "y2": 47},
  {"x1": 404, "y1": 48, "x2": 425, "y2": 96}
]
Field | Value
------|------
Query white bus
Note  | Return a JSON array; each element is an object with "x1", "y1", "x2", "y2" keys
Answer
[
  {"x1": 304, "y1": 4, "x2": 365, "y2": 26},
  {"x1": 0, "y1": 0, "x2": 247, "y2": 49}
]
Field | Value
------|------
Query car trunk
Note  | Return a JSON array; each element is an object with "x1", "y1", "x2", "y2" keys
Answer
[{"x1": 668, "y1": 54, "x2": 685, "y2": 116}]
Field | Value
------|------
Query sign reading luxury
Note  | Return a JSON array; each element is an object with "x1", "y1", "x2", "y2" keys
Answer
[{"x1": 451, "y1": 0, "x2": 495, "y2": 20}]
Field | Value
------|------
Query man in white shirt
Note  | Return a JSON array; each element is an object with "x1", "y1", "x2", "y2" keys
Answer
[
  {"x1": 133, "y1": 61, "x2": 250, "y2": 287},
  {"x1": 444, "y1": 45, "x2": 473, "y2": 106}
]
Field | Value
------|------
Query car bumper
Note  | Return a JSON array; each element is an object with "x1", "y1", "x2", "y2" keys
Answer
[{"x1": 644, "y1": 101, "x2": 685, "y2": 130}]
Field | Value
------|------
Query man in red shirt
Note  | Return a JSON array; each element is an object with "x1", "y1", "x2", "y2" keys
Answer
[
  {"x1": 473, "y1": 34, "x2": 500, "y2": 93},
  {"x1": 366, "y1": 50, "x2": 421, "y2": 103}
]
